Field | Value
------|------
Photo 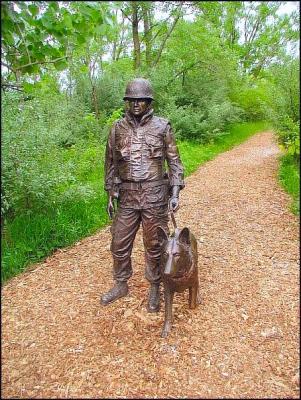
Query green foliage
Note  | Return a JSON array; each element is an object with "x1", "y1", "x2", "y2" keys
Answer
[
  {"x1": 2, "y1": 125, "x2": 108, "y2": 282},
  {"x1": 96, "y1": 62, "x2": 135, "y2": 113},
  {"x1": 274, "y1": 114, "x2": 300, "y2": 215},
  {"x1": 105, "y1": 107, "x2": 124, "y2": 126},
  {"x1": 158, "y1": 92, "x2": 243, "y2": 142},
  {"x1": 230, "y1": 77, "x2": 271, "y2": 121},
  {"x1": 1, "y1": 85, "x2": 103, "y2": 220},
  {"x1": 1, "y1": 1, "x2": 112, "y2": 80},
  {"x1": 279, "y1": 154, "x2": 300, "y2": 215},
  {"x1": 97, "y1": 107, "x2": 125, "y2": 143},
  {"x1": 2, "y1": 90, "x2": 73, "y2": 218},
  {"x1": 260, "y1": 57, "x2": 300, "y2": 217},
  {"x1": 1, "y1": 192, "x2": 109, "y2": 282},
  {"x1": 276, "y1": 116, "x2": 300, "y2": 154}
]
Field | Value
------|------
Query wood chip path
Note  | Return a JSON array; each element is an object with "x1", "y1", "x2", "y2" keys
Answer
[{"x1": 1, "y1": 131, "x2": 299, "y2": 399}]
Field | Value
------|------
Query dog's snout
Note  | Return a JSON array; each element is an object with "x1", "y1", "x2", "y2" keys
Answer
[{"x1": 163, "y1": 255, "x2": 174, "y2": 276}]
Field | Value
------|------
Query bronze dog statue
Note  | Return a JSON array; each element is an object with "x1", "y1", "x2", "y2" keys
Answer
[{"x1": 157, "y1": 226, "x2": 199, "y2": 337}]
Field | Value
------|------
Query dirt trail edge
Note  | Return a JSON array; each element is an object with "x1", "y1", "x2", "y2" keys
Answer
[{"x1": 2, "y1": 131, "x2": 299, "y2": 399}]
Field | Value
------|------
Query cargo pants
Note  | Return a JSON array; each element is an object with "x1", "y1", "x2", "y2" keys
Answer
[{"x1": 110, "y1": 184, "x2": 169, "y2": 284}]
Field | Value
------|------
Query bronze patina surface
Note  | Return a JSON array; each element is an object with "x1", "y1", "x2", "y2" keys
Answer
[
  {"x1": 157, "y1": 226, "x2": 199, "y2": 337},
  {"x1": 101, "y1": 78, "x2": 185, "y2": 312}
]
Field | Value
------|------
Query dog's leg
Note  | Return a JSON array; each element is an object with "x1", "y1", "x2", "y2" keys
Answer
[
  {"x1": 189, "y1": 281, "x2": 199, "y2": 309},
  {"x1": 161, "y1": 286, "x2": 174, "y2": 338}
]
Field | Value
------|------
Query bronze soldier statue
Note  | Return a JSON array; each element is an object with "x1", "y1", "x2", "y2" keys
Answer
[{"x1": 100, "y1": 78, "x2": 185, "y2": 312}]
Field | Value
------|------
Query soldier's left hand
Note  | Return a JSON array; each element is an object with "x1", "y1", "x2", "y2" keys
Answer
[
  {"x1": 169, "y1": 197, "x2": 179, "y2": 212},
  {"x1": 107, "y1": 195, "x2": 116, "y2": 219}
]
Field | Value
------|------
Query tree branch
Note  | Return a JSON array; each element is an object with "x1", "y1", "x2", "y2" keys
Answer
[
  {"x1": 149, "y1": 16, "x2": 171, "y2": 43},
  {"x1": 1, "y1": 61, "x2": 14, "y2": 71},
  {"x1": 248, "y1": 18, "x2": 260, "y2": 44},
  {"x1": 16, "y1": 22, "x2": 32, "y2": 65},
  {"x1": 121, "y1": 8, "x2": 132, "y2": 23},
  {"x1": 152, "y1": 6, "x2": 183, "y2": 67},
  {"x1": 165, "y1": 60, "x2": 216, "y2": 87},
  {"x1": 16, "y1": 56, "x2": 68, "y2": 71},
  {"x1": 1, "y1": 82, "x2": 24, "y2": 92}
]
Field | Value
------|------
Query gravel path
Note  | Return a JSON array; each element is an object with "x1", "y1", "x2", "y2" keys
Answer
[{"x1": 2, "y1": 131, "x2": 299, "y2": 399}]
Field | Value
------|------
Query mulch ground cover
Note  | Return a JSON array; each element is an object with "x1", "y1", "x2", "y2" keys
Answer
[{"x1": 1, "y1": 131, "x2": 299, "y2": 399}]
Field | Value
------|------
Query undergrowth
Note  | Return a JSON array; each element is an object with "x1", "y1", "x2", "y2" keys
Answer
[
  {"x1": 278, "y1": 153, "x2": 300, "y2": 215},
  {"x1": 1, "y1": 121, "x2": 270, "y2": 282}
]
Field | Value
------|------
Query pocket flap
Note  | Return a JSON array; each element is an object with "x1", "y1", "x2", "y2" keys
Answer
[{"x1": 145, "y1": 134, "x2": 162, "y2": 147}]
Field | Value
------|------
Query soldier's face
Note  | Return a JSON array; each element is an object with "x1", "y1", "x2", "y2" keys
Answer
[{"x1": 127, "y1": 98, "x2": 150, "y2": 116}]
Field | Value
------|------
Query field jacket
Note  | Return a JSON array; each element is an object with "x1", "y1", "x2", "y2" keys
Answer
[{"x1": 104, "y1": 108, "x2": 184, "y2": 208}]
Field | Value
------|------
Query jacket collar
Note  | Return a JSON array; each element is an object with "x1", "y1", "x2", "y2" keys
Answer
[{"x1": 125, "y1": 107, "x2": 154, "y2": 128}]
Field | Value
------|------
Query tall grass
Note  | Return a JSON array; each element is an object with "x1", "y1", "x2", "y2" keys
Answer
[
  {"x1": 1, "y1": 121, "x2": 270, "y2": 282},
  {"x1": 1, "y1": 194, "x2": 109, "y2": 282}
]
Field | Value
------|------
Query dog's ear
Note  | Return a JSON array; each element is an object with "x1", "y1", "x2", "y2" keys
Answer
[
  {"x1": 157, "y1": 226, "x2": 168, "y2": 246},
  {"x1": 178, "y1": 227, "x2": 190, "y2": 246}
]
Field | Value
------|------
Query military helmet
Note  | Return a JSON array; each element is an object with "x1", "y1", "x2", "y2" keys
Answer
[{"x1": 123, "y1": 78, "x2": 154, "y2": 100}]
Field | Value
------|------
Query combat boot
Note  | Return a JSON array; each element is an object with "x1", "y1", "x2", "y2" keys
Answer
[
  {"x1": 147, "y1": 283, "x2": 160, "y2": 312},
  {"x1": 100, "y1": 282, "x2": 129, "y2": 305}
]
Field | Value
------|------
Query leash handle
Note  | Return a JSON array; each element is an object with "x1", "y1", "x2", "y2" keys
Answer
[{"x1": 170, "y1": 209, "x2": 177, "y2": 230}]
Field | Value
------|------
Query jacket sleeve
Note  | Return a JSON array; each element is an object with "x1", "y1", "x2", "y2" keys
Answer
[
  {"x1": 164, "y1": 122, "x2": 185, "y2": 189},
  {"x1": 104, "y1": 126, "x2": 115, "y2": 193}
]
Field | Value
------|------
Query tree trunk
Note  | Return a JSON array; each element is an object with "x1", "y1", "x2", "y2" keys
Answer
[
  {"x1": 131, "y1": 1, "x2": 141, "y2": 71},
  {"x1": 115, "y1": 16, "x2": 126, "y2": 62},
  {"x1": 142, "y1": 3, "x2": 152, "y2": 69},
  {"x1": 91, "y1": 85, "x2": 99, "y2": 119},
  {"x1": 86, "y1": 54, "x2": 100, "y2": 119},
  {"x1": 112, "y1": 41, "x2": 117, "y2": 62},
  {"x1": 112, "y1": 10, "x2": 118, "y2": 61}
]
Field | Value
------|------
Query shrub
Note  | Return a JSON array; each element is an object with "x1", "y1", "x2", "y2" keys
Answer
[
  {"x1": 1, "y1": 92, "x2": 75, "y2": 219},
  {"x1": 160, "y1": 96, "x2": 243, "y2": 142},
  {"x1": 276, "y1": 116, "x2": 300, "y2": 156},
  {"x1": 1, "y1": 89, "x2": 105, "y2": 221}
]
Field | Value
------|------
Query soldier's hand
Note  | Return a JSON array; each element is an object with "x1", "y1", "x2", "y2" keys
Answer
[
  {"x1": 169, "y1": 185, "x2": 180, "y2": 212},
  {"x1": 169, "y1": 196, "x2": 179, "y2": 212},
  {"x1": 107, "y1": 195, "x2": 116, "y2": 219}
]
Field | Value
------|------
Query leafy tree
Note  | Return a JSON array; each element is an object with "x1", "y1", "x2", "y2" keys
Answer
[
  {"x1": 192, "y1": 1, "x2": 299, "y2": 77},
  {"x1": 1, "y1": 1, "x2": 112, "y2": 89}
]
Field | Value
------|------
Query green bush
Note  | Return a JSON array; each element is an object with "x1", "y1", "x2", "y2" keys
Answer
[
  {"x1": 99, "y1": 107, "x2": 124, "y2": 143},
  {"x1": 1, "y1": 91, "x2": 75, "y2": 219},
  {"x1": 275, "y1": 115, "x2": 300, "y2": 215},
  {"x1": 279, "y1": 154, "x2": 300, "y2": 215},
  {"x1": 1, "y1": 87, "x2": 105, "y2": 221},
  {"x1": 276, "y1": 116, "x2": 300, "y2": 155},
  {"x1": 230, "y1": 79, "x2": 272, "y2": 121},
  {"x1": 1, "y1": 132, "x2": 108, "y2": 281},
  {"x1": 160, "y1": 96, "x2": 243, "y2": 142}
]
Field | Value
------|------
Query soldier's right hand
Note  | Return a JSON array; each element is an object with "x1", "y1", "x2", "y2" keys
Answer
[{"x1": 107, "y1": 195, "x2": 115, "y2": 219}]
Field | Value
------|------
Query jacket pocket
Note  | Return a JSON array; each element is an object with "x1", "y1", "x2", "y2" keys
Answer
[
  {"x1": 116, "y1": 132, "x2": 129, "y2": 150},
  {"x1": 145, "y1": 134, "x2": 163, "y2": 158},
  {"x1": 116, "y1": 146, "x2": 130, "y2": 161}
]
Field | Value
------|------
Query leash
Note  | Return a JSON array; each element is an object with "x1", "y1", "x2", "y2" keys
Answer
[
  {"x1": 111, "y1": 123, "x2": 122, "y2": 199},
  {"x1": 170, "y1": 209, "x2": 177, "y2": 231}
]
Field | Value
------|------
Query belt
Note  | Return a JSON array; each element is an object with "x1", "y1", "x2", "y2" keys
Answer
[{"x1": 120, "y1": 179, "x2": 169, "y2": 190}]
